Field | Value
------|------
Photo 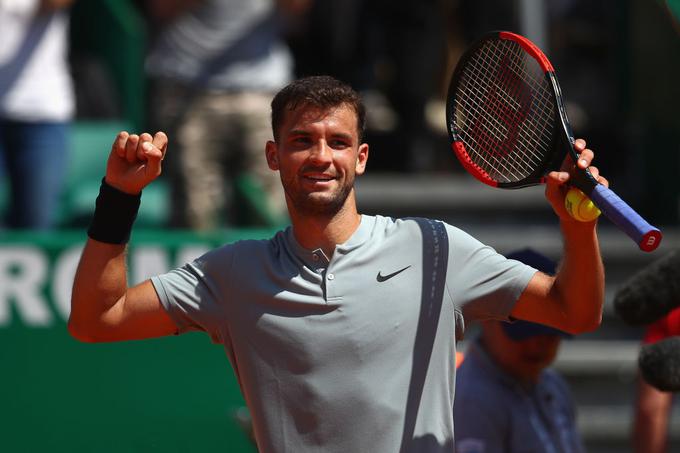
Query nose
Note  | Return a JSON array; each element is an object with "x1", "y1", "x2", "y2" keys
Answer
[{"x1": 308, "y1": 140, "x2": 332, "y2": 164}]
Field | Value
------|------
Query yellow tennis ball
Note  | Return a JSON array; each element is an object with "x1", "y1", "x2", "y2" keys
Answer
[{"x1": 565, "y1": 188, "x2": 601, "y2": 222}]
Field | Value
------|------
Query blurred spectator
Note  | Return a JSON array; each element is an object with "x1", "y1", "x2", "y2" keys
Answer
[
  {"x1": 0, "y1": 0, "x2": 75, "y2": 229},
  {"x1": 454, "y1": 249, "x2": 585, "y2": 453},
  {"x1": 363, "y1": 0, "x2": 448, "y2": 172},
  {"x1": 287, "y1": 0, "x2": 448, "y2": 173},
  {"x1": 632, "y1": 307, "x2": 680, "y2": 453},
  {"x1": 144, "y1": 0, "x2": 309, "y2": 230}
]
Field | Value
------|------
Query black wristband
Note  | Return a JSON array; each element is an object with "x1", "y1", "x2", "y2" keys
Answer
[{"x1": 87, "y1": 179, "x2": 141, "y2": 244}]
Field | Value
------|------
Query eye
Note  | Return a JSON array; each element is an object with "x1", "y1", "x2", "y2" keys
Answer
[
  {"x1": 330, "y1": 139, "x2": 350, "y2": 149},
  {"x1": 291, "y1": 136, "x2": 312, "y2": 146}
]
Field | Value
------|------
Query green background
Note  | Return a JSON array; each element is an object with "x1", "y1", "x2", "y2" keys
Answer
[{"x1": 0, "y1": 230, "x2": 274, "y2": 453}]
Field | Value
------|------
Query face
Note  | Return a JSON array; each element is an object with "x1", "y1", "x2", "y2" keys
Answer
[
  {"x1": 483, "y1": 322, "x2": 561, "y2": 383},
  {"x1": 509, "y1": 335, "x2": 561, "y2": 378},
  {"x1": 265, "y1": 103, "x2": 369, "y2": 216}
]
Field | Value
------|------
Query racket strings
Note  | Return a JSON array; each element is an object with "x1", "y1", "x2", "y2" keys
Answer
[
  {"x1": 458, "y1": 43, "x2": 553, "y2": 181},
  {"x1": 465, "y1": 42, "x2": 552, "y2": 177},
  {"x1": 454, "y1": 66, "x2": 535, "y2": 179},
  {"x1": 455, "y1": 83, "x2": 525, "y2": 181},
  {"x1": 479, "y1": 40, "x2": 555, "y2": 153},
  {"x1": 460, "y1": 58, "x2": 526, "y2": 178},
  {"x1": 485, "y1": 42, "x2": 555, "y2": 150},
  {"x1": 461, "y1": 49, "x2": 541, "y2": 180},
  {"x1": 486, "y1": 43, "x2": 554, "y2": 176},
  {"x1": 451, "y1": 39, "x2": 556, "y2": 183}
]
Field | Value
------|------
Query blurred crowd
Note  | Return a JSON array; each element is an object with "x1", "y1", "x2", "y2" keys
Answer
[{"x1": 1, "y1": 0, "x2": 678, "y2": 231}]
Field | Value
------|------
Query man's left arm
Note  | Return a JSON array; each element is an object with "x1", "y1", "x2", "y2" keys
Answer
[{"x1": 511, "y1": 139, "x2": 606, "y2": 334}]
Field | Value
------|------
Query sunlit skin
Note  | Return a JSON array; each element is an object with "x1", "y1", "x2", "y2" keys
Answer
[
  {"x1": 265, "y1": 103, "x2": 369, "y2": 256},
  {"x1": 480, "y1": 321, "x2": 562, "y2": 387}
]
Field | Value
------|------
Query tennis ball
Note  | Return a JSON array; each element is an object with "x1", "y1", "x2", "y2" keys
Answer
[{"x1": 564, "y1": 188, "x2": 601, "y2": 222}]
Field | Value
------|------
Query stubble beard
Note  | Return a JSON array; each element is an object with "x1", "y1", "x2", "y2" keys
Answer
[{"x1": 284, "y1": 175, "x2": 355, "y2": 217}]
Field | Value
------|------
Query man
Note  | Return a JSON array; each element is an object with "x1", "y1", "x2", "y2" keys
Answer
[
  {"x1": 0, "y1": 0, "x2": 75, "y2": 229},
  {"x1": 454, "y1": 249, "x2": 585, "y2": 453},
  {"x1": 69, "y1": 75, "x2": 605, "y2": 452},
  {"x1": 633, "y1": 307, "x2": 680, "y2": 453}
]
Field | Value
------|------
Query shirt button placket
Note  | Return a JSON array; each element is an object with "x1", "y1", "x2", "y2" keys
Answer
[
  {"x1": 310, "y1": 248, "x2": 337, "y2": 302},
  {"x1": 325, "y1": 271, "x2": 337, "y2": 301}
]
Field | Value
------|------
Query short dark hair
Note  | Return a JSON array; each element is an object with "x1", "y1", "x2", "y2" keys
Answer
[{"x1": 271, "y1": 75, "x2": 366, "y2": 142}]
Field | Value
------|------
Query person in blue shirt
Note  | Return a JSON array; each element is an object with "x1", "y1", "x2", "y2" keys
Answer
[{"x1": 454, "y1": 249, "x2": 585, "y2": 453}]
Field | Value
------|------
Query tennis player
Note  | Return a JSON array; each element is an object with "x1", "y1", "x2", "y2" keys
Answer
[{"x1": 69, "y1": 75, "x2": 606, "y2": 453}]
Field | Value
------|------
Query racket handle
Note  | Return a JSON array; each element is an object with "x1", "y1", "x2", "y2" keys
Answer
[{"x1": 589, "y1": 184, "x2": 662, "y2": 252}]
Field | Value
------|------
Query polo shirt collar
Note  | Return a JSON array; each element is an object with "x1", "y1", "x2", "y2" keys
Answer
[{"x1": 285, "y1": 214, "x2": 375, "y2": 266}]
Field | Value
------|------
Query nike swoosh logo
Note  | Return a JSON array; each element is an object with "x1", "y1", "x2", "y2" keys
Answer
[{"x1": 376, "y1": 265, "x2": 412, "y2": 282}]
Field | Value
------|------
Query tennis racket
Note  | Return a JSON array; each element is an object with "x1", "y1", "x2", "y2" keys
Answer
[{"x1": 446, "y1": 31, "x2": 662, "y2": 252}]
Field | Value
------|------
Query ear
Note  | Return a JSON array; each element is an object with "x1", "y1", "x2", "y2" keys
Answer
[
  {"x1": 265, "y1": 140, "x2": 279, "y2": 171},
  {"x1": 355, "y1": 143, "x2": 369, "y2": 175}
]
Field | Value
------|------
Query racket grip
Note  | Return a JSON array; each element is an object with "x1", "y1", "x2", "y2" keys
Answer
[{"x1": 589, "y1": 184, "x2": 662, "y2": 252}]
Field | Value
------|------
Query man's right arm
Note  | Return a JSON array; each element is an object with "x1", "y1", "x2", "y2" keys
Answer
[
  {"x1": 69, "y1": 239, "x2": 177, "y2": 342},
  {"x1": 68, "y1": 131, "x2": 177, "y2": 342}
]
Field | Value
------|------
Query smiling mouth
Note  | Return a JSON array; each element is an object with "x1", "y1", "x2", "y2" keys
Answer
[{"x1": 303, "y1": 174, "x2": 335, "y2": 182}]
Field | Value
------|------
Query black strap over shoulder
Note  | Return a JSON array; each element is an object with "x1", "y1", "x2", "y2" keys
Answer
[{"x1": 400, "y1": 218, "x2": 450, "y2": 452}]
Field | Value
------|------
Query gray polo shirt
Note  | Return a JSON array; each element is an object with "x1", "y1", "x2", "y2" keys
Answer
[
  {"x1": 151, "y1": 215, "x2": 536, "y2": 453},
  {"x1": 453, "y1": 339, "x2": 585, "y2": 453}
]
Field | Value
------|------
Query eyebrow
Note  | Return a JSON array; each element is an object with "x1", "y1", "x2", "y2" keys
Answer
[
  {"x1": 288, "y1": 130, "x2": 354, "y2": 141},
  {"x1": 289, "y1": 129, "x2": 310, "y2": 136},
  {"x1": 330, "y1": 132, "x2": 353, "y2": 141}
]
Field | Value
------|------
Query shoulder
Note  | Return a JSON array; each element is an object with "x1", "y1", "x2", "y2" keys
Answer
[
  {"x1": 456, "y1": 352, "x2": 507, "y2": 407},
  {"x1": 377, "y1": 215, "x2": 470, "y2": 241},
  {"x1": 454, "y1": 369, "x2": 510, "y2": 432},
  {"x1": 359, "y1": 215, "x2": 422, "y2": 243},
  {"x1": 392, "y1": 216, "x2": 489, "y2": 252},
  {"x1": 192, "y1": 232, "x2": 284, "y2": 272}
]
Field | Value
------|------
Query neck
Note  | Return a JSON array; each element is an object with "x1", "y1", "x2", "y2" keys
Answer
[
  {"x1": 288, "y1": 191, "x2": 362, "y2": 258},
  {"x1": 510, "y1": 370, "x2": 539, "y2": 390}
]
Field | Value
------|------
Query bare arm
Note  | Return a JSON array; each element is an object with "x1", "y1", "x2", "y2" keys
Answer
[
  {"x1": 511, "y1": 139, "x2": 605, "y2": 334},
  {"x1": 68, "y1": 131, "x2": 177, "y2": 342},
  {"x1": 633, "y1": 375, "x2": 673, "y2": 453}
]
